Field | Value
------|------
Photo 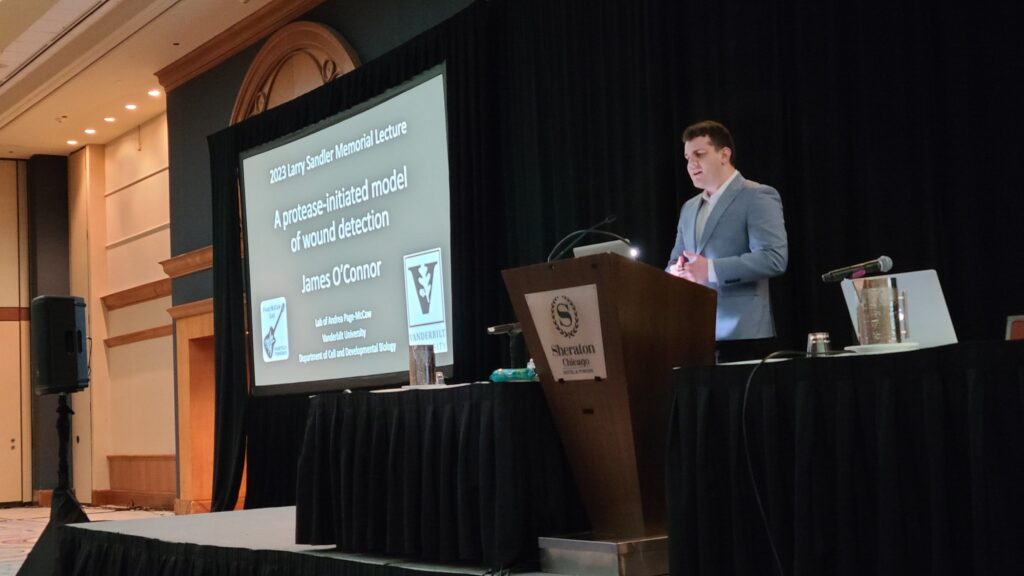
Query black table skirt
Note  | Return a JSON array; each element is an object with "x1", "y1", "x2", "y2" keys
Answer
[
  {"x1": 56, "y1": 519, "x2": 477, "y2": 576},
  {"x1": 667, "y1": 341, "x2": 1024, "y2": 576},
  {"x1": 294, "y1": 382, "x2": 588, "y2": 570}
]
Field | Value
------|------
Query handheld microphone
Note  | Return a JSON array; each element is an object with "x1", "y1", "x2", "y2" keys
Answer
[
  {"x1": 546, "y1": 215, "x2": 619, "y2": 262},
  {"x1": 820, "y1": 255, "x2": 893, "y2": 283}
]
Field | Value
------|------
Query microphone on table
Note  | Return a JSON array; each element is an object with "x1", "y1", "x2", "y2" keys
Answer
[
  {"x1": 546, "y1": 215, "x2": 620, "y2": 262},
  {"x1": 820, "y1": 255, "x2": 893, "y2": 283}
]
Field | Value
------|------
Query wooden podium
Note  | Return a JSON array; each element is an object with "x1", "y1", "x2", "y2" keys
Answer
[{"x1": 503, "y1": 254, "x2": 715, "y2": 574}]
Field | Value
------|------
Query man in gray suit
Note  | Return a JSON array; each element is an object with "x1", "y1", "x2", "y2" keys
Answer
[{"x1": 666, "y1": 121, "x2": 788, "y2": 362}]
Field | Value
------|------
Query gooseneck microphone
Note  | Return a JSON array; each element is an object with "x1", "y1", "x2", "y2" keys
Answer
[
  {"x1": 546, "y1": 215, "x2": 622, "y2": 262},
  {"x1": 821, "y1": 255, "x2": 893, "y2": 283}
]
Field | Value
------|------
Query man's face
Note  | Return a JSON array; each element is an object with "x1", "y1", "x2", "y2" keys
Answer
[{"x1": 684, "y1": 135, "x2": 732, "y2": 192}]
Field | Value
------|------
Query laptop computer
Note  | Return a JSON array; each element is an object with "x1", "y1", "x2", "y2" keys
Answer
[
  {"x1": 840, "y1": 269, "x2": 958, "y2": 348},
  {"x1": 572, "y1": 239, "x2": 634, "y2": 259}
]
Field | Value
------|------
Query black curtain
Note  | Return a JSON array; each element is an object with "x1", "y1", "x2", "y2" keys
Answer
[
  {"x1": 210, "y1": 127, "x2": 248, "y2": 512},
  {"x1": 211, "y1": 0, "x2": 1024, "y2": 509},
  {"x1": 494, "y1": 0, "x2": 1024, "y2": 345}
]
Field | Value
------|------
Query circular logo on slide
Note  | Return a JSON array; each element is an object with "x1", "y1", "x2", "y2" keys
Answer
[{"x1": 550, "y1": 295, "x2": 579, "y2": 338}]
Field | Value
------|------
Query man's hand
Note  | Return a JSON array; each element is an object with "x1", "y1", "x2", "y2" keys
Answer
[
  {"x1": 668, "y1": 255, "x2": 686, "y2": 278},
  {"x1": 679, "y1": 250, "x2": 709, "y2": 284}
]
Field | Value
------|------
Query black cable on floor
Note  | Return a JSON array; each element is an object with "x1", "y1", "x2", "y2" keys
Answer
[{"x1": 741, "y1": 350, "x2": 806, "y2": 576}]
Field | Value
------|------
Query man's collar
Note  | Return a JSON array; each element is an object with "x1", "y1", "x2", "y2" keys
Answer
[{"x1": 703, "y1": 169, "x2": 740, "y2": 199}]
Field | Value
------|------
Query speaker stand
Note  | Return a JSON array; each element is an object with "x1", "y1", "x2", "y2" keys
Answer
[
  {"x1": 17, "y1": 394, "x2": 88, "y2": 576},
  {"x1": 52, "y1": 394, "x2": 88, "y2": 522}
]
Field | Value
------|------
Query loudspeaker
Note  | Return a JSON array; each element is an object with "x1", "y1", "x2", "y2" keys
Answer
[{"x1": 31, "y1": 295, "x2": 89, "y2": 395}]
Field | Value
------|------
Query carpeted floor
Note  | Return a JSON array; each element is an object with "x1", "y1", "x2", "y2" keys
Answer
[{"x1": 0, "y1": 504, "x2": 171, "y2": 575}]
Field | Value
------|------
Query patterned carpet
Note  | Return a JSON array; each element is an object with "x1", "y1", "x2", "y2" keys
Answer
[{"x1": 0, "y1": 505, "x2": 170, "y2": 575}]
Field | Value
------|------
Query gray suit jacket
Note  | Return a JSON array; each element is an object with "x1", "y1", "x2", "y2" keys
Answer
[{"x1": 667, "y1": 173, "x2": 788, "y2": 340}]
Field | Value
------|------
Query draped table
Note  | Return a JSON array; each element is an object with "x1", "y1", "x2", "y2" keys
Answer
[
  {"x1": 666, "y1": 341, "x2": 1024, "y2": 576},
  {"x1": 294, "y1": 381, "x2": 588, "y2": 570}
]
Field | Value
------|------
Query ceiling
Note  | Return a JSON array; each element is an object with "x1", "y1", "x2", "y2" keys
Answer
[{"x1": 0, "y1": 0, "x2": 275, "y2": 159}]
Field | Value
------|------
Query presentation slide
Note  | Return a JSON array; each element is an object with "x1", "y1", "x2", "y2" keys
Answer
[{"x1": 240, "y1": 72, "x2": 453, "y2": 392}]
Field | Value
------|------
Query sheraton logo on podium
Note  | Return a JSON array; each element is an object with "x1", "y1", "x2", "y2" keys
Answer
[
  {"x1": 550, "y1": 295, "x2": 580, "y2": 338},
  {"x1": 524, "y1": 284, "x2": 607, "y2": 381}
]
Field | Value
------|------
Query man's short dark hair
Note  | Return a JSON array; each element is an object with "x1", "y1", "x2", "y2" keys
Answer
[{"x1": 682, "y1": 120, "x2": 735, "y2": 161}]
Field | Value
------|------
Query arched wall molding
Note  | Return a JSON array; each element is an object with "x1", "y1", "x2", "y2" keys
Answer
[{"x1": 230, "y1": 21, "x2": 360, "y2": 124}]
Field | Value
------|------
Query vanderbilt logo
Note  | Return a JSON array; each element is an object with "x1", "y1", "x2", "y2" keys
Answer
[
  {"x1": 408, "y1": 262, "x2": 438, "y2": 315},
  {"x1": 404, "y1": 248, "x2": 448, "y2": 352},
  {"x1": 550, "y1": 295, "x2": 579, "y2": 338}
]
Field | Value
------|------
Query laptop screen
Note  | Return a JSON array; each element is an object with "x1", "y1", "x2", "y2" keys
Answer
[
  {"x1": 840, "y1": 269, "x2": 957, "y2": 348},
  {"x1": 572, "y1": 240, "x2": 634, "y2": 259}
]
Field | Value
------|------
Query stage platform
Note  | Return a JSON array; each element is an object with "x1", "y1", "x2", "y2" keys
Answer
[{"x1": 56, "y1": 506, "x2": 558, "y2": 576}]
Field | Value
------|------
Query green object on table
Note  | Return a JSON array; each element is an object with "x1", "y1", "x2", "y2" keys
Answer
[{"x1": 489, "y1": 366, "x2": 538, "y2": 382}]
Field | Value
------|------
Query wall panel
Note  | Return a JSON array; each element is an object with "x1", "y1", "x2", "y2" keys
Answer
[
  {"x1": 107, "y1": 338, "x2": 176, "y2": 455},
  {"x1": 94, "y1": 113, "x2": 173, "y2": 496},
  {"x1": 104, "y1": 116, "x2": 169, "y2": 194},
  {"x1": 106, "y1": 228, "x2": 171, "y2": 292},
  {"x1": 107, "y1": 296, "x2": 173, "y2": 336},
  {"x1": 0, "y1": 160, "x2": 27, "y2": 502},
  {"x1": 69, "y1": 146, "x2": 100, "y2": 500},
  {"x1": 106, "y1": 170, "x2": 170, "y2": 245},
  {"x1": 0, "y1": 323, "x2": 24, "y2": 502},
  {"x1": 0, "y1": 161, "x2": 20, "y2": 305}
]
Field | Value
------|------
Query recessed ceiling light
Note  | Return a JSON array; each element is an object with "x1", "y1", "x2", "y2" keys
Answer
[
  {"x1": 148, "y1": 89, "x2": 161, "y2": 97},
  {"x1": 84, "y1": 128, "x2": 96, "y2": 135},
  {"x1": 104, "y1": 117, "x2": 116, "y2": 123},
  {"x1": 125, "y1": 104, "x2": 137, "y2": 110},
  {"x1": 67, "y1": 140, "x2": 78, "y2": 145}
]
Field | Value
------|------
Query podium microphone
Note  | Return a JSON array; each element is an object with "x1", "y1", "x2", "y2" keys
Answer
[
  {"x1": 487, "y1": 322, "x2": 524, "y2": 368},
  {"x1": 546, "y1": 215, "x2": 618, "y2": 262},
  {"x1": 821, "y1": 255, "x2": 893, "y2": 283},
  {"x1": 486, "y1": 322, "x2": 521, "y2": 336}
]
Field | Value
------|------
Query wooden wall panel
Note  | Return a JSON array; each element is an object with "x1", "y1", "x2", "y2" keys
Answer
[
  {"x1": 94, "y1": 454, "x2": 176, "y2": 510},
  {"x1": 108, "y1": 454, "x2": 176, "y2": 493}
]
